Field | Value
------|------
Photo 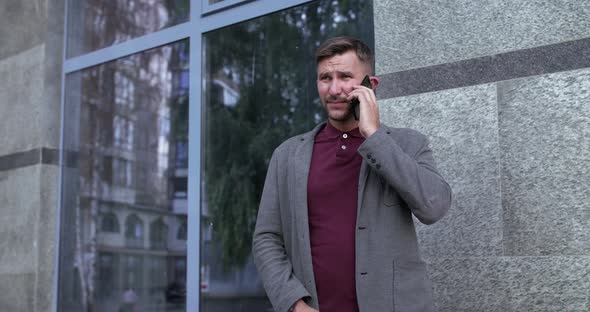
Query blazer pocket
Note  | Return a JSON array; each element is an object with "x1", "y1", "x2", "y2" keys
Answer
[{"x1": 393, "y1": 259, "x2": 436, "y2": 312}]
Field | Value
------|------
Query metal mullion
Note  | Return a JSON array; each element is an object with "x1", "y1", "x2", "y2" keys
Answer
[
  {"x1": 63, "y1": 21, "x2": 193, "y2": 74},
  {"x1": 186, "y1": 34, "x2": 202, "y2": 312},
  {"x1": 197, "y1": 0, "x2": 313, "y2": 33},
  {"x1": 187, "y1": 0, "x2": 202, "y2": 309},
  {"x1": 54, "y1": 0, "x2": 70, "y2": 310}
]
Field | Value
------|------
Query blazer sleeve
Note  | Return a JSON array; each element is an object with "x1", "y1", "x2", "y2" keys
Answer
[
  {"x1": 357, "y1": 127, "x2": 452, "y2": 224},
  {"x1": 252, "y1": 149, "x2": 311, "y2": 312}
]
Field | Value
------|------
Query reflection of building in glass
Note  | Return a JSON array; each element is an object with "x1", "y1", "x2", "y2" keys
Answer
[
  {"x1": 70, "y1": 42, "x2": 189, "y2": 311},
  {"x1": 68, "y1": 0, "x2": 189, "y2": 57}
]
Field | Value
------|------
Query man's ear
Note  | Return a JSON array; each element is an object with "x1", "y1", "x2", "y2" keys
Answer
[{"x1": 369, "y1": 76, "x2": 380, "y2": 89}]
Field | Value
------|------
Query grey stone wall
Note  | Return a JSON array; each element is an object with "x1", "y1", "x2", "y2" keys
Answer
[
  {"x1": 0, "y1": 0, "x2": 64, "y2": 311},
  {"x1": 375, "y1": 1, "x2": 590, "y2": 311}
]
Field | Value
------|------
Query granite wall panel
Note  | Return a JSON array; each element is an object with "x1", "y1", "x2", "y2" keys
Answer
[
  {"x1": 34, "y1": 165, "x2": 58, "y2": 312},
  {"x1": 427, "y1": 256, "x2": 590, "y2": 312},
  {"x1": 40, "y1": 0, "x2": 65, "y2": 153},
  {"x1": 0, "y1": 166, "x2": 41, "y2": 274},
  {"x1": 0, "y1": 2, "x2": 63, "y2": 311},
  {"x1": 0, "y1": 273, "x2": 35, "y2": 312},
  {"x1": 498, "y1": 68, "x2": 590, "y2": 256},
  {"x1": 378, "y1": 84, "x2": 503, "y2": 258},
  {"x1": 0, "y1": 45, "x2": 45, "y2": 156},
  {"x1": 0, "y1": 164, "x2": 59, "y2": 312},
  {"x1": 0, "y1": 1, "x2": 46, "y2": 60},
  {"x1": 374, "y1": 0, "x2": 590, "y2": 73}
]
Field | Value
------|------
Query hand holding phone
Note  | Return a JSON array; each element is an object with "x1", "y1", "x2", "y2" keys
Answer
[{"x1": 350, "y1": 75, "x2": 372, "y2": 120}]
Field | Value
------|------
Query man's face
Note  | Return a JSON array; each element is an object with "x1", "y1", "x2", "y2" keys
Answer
[{"x1": 317, "y1": 50, "x2": 369, "y2": 124}]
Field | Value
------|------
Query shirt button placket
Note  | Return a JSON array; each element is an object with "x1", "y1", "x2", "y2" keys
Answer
[{"x1": 341, "y1": 133, "x2": 348, "y2": 151}]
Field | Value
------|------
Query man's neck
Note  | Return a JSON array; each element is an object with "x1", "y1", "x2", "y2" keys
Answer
[{"x1": 328, "y1": 119, "x2": 359, "y2": 132}]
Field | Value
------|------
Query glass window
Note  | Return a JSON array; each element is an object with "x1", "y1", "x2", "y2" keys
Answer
[
  {"x1": 112, "y1": 157, "x2": 133, "y2": 187},
  {"x1": 96, "y1": 253, "x2": 119, "y2": 298},
  {"x1": 58, "y1": 40, "x2": 189, "y2": 311},
  {"x1": 100, "y1": 212, "x2": 120, "y2": 233},
  {"x1": 177, "y1": 219, "x2": 188, "y2": 240},
  {"x1": 201, "y1": 0, "x2": 374, "y2": 310},
  {"x1": 114, "y1": 71, "x2": 135, "y2": 109},
  {"x1": 125, "y1": 214, "x2": 144, "y2": 248},
  {"x1": 67, "y1": 0, "x2": 190, "y2": 57},
  {"x1": 150, "y1": 218, "x2": 169, "y2": 249},
  {"x1": 166, "y1": 258, "x2": 187, "y2": 305},
  {"x1": 123, "y1": 255, "x2": 144, "y2": 296}
]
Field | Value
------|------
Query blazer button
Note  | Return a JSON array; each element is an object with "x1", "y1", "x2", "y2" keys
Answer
[
  {"x1": 367, "y1": 153, "x2": 372, "y2": 159},
  {"x1": 376, "y1": 164, "x2": 381, "y2": 170}
]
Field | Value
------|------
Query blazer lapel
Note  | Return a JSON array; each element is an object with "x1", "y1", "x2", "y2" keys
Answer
[
  {"x1": 289, "y1": 123, "x2": 325, "y2": 300},
  {"x1": 290, "y1": 122, "x2": 325, "y2": 229}
]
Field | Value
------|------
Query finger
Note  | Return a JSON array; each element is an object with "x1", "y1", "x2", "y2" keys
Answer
[
  {"x1": 355, "y1": 95, "x2": 376, "y2": 122},
  {"x1": 347, "y1": 88, "x2": 371, "y2": 102},
  {"x1": 353, "y1": 84, "x2": 377, "y2": 103},
  {"x1": 352, "y1": 84, "x2": 371, "y2": 90},
  {"x1": 350, "y1": 85, "x2": 376, "y2": 103},
  {"x1": 348, "y1": 90, "x2": 375, "y2": 110}
]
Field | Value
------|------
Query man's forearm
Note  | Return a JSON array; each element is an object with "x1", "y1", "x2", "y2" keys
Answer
[{"x1": 357, "y1": 127, "x2": 452, "y2": 224}]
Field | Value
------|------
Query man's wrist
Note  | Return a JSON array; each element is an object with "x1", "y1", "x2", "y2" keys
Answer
[{"x1": 289, "y1": 299, "x2": 304, "y2": 312}]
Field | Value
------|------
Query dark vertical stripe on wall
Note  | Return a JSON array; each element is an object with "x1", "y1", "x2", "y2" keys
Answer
[{"x1": 377, "y1": 37, "x2": 590, "y2": 99}]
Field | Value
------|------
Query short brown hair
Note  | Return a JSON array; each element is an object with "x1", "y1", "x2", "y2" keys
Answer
[{"x1": 315, "y1": 36, "x2": 374, "y2": 74}]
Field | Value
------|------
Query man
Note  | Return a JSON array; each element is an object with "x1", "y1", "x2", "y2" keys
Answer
[{"x1": 253, "y1": 36, "x2": 452, "y2": 312}]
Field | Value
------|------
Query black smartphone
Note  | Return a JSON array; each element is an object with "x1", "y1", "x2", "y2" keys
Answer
[{"x1": 350, "y1": 75, "x2": 372, "y2": 120}]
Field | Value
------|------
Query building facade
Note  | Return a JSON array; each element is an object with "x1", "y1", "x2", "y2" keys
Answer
[{"x1": 0, "y1": 0, "x2": 589, "y2": 311}]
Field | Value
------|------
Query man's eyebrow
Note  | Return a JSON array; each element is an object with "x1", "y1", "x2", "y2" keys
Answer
[
  {"x1": 317, "y1": 70, "x2": 354, "y2": 77},
  {"x1": 338, "y1": 71, "x2": 354, "y2": 76}
]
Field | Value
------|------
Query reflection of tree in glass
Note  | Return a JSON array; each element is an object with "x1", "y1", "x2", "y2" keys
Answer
[{"x1": 203, "y1": 0, "x2": 374, "y2": 269}]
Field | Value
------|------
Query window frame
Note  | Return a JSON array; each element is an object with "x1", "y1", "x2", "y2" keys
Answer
[
  {"x1": 55, "y1": 1, "x2": 314, "y2": 311},
  {"x1": 201, "y1": 0, "x2": 253, "y2": 16}
]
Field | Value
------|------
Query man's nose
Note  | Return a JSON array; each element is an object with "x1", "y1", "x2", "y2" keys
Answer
[{"x1": 328, "y1": 79, "x2": 344, "y2": 95}]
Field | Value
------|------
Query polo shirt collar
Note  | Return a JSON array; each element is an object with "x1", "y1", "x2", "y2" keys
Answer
[{"x1": 323, "y1": 121, "x2": 363, "y2": 139}]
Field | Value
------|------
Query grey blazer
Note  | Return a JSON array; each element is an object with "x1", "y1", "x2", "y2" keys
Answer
[{"x1": 253, "y1": 123, "x2": 452, "y2": 312}]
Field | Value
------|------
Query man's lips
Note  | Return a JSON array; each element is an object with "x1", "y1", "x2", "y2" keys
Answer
[{"x1": 327, "y1": 101, "x2": 348, "y2": 107}]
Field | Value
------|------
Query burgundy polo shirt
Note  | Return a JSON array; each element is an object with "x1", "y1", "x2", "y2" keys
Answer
[{"x1": 307, "y1": 122, "x2": 364, "y2": 312}]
